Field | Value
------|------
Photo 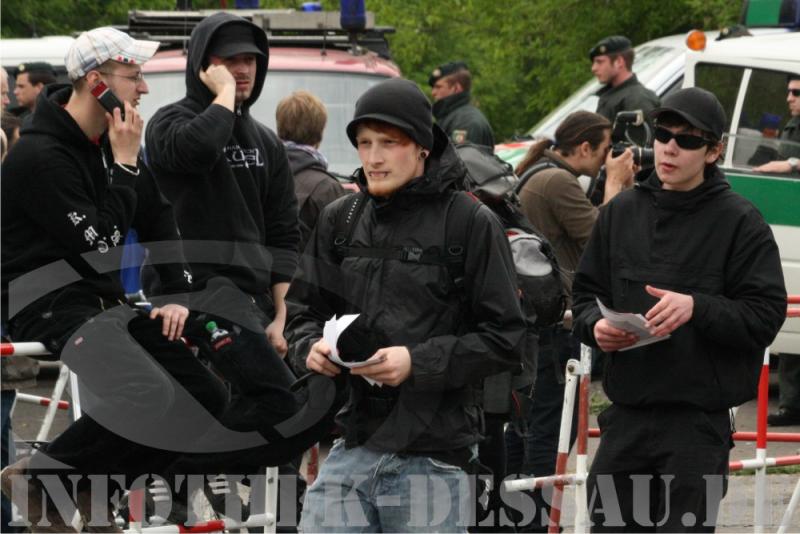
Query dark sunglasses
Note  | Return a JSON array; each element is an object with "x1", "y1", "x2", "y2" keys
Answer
[
  {"x1": 654, "y1": 127, "x2": 712, "y2": 150},
  {"x1": 789, "y1": 88, "x2": 800, "y2": 97}
]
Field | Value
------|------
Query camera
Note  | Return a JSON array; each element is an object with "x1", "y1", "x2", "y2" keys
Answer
[{"x1": 610, "y1": 110, "x2": 655, "y2": 169}]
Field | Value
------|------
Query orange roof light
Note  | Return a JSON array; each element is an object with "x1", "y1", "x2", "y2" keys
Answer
[{"x1": 686, "y1": 29, "x2": 707, "y2": 51}]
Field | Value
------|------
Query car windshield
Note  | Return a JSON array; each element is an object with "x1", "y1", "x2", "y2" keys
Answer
[
  {"x1": 139, "y1": 70, "x2": 390, "y2": 175},
  {"x1": 526, "y1": 44, "x2": 682, "y2": 140}
]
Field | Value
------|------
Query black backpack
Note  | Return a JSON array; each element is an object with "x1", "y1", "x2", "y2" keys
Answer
[
  {"x1": 455, "y1": 143, "x2": 567, "y2": 328},
  {"x1": 329, "y1": 188, "x2": 533, "y2": 414}
]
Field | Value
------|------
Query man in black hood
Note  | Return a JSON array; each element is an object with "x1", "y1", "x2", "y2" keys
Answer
[
  {"x1": 286, "y1": 77, "x2": 526, "y2": 532},
  {"x1": 572, "y1": 87, "x2": 786, "y2": 532},
  {"x1": 146, "y1": 12, "x2": 299, "y2": 356},
  {"x1": 145, "y1": 13, "x2": 346, "y2": 524}
]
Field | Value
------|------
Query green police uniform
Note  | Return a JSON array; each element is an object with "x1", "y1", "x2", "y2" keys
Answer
[
  {"x1": 589, "y1": 36, "x2": 660, "y2": 141},
  {"x1": 781, "y1": 116, "x2": 800, "y2": 158},
  {"x1": 432, "y1": 90, "x2": 495, "y2": 148},
  {"x1": 595, "y1": 74, "x2": 660, "y2": 123}
]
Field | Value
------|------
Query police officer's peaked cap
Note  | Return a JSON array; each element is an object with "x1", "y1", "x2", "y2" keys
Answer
[
  {"x1": 16, "y1": 62, "x2": 56, "y2": 76},
  {"x1": 347, "y1": 78, "x2": 433, "y2": 149},
  {"x1": 428, "y1": 61, "x2": 469, "y2": 87},
  {"x1": 589, "y1": 36, "x2": 632, "y2": 60},
  {"x1": 650, "y1": 87, "x2": 727, "y2": 141}
]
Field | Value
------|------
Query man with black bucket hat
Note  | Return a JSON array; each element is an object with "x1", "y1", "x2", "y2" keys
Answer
[
  {"x1": 571, "y1": 87, "x2": 786, "y2": 532},
  {"x1": 429, "y1": 61, "x2": 495, "y2": 148},
  {"x1": 285, "y1": 77, "x2": 526, "y2": 532}
]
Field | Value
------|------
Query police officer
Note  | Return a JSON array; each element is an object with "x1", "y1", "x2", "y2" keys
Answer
[
  {"x1": 12, "y1": 62, "x2": 57, "y2": 116},
  {"x1": 429, "y1": 61, "x2": 495, "y2": 147},
  {"x1": 590, "y1": 36, "x2": 659, "y2": 128}
]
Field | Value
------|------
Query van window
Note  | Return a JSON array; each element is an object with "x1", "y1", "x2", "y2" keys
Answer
[
  {"x1": 140, "y1": 70, "x2": 389, "y2": 176},
  {"x1": 695, "y1": 63, "x2": 742, "y2": 133},
  {"x1": 698, "y1": 65, "x2": 800, "y2": 172}
]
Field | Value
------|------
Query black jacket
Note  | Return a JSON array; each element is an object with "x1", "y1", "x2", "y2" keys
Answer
[
  {"x1": 572, "y1": 167, "x2": 786, "y2": 410},
  {"x1": 595, "y1": 74, "x2": 660, "y2": 123},
  {"x1": 286, "y1": 126, "x2": 526, "y2": 454},
  {"x1": 433, "y1": 91, "x2": 495, "y2": 148},
  {"x1": 145, "y1": 12, "x2": 299, "y2": 295},
  {"x1": 1, "y1": 85, "x2": 190, "y2": 322},
  {"x1": 286, "y1": 145, "x2": 347, "y2": 253}
]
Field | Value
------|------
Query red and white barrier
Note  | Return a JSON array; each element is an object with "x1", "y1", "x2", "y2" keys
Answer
[
  {"x1": 0, "y1": 342, "x2": 49, "y2": 357},
  {"x1": 15, "y1": 392, "x2": 69, "y2": 410}
]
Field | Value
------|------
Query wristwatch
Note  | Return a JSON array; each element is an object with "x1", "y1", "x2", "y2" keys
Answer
[{"x1": 788, "y1": 157, "x2": 799, "y2": 172}]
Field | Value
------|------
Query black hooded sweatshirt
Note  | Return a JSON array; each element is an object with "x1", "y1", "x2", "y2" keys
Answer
[
  {"x1": 145, "y1": 12, "x2": 299, "y2": 296},
  {"x1": 286, "y1": 125, "x2": 526, "y2": 454},
  {"x1": 572, "y1": 166, "x2": 786, "y2": 411},
  {"x1": 2, "y1": 85, "x2": 190, "y2": 322}
]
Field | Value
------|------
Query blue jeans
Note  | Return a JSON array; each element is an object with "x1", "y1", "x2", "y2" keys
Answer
[{"x1": 300, "y1": 441, "x2": 471, "y2": 533}]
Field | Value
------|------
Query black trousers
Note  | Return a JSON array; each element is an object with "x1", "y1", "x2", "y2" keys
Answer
[
  {"x1": 588, "y1": 404, "x2": 731, "y2": 533},
  {"x1": 9, "y1": 290, "x2": 228, "y2": 488}
]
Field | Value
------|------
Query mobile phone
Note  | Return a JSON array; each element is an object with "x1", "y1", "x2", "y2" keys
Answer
[{"x1": 90, "y1": 81, "x2": 125, "y2": 120}]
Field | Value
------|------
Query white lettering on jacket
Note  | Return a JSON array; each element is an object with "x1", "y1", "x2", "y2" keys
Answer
[{"x1": 224, "y1": 144, "x2": 264, "y2": 169}]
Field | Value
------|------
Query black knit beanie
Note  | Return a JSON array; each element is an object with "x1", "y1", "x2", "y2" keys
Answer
[{"x1": 346, "y1": 78, "x2": 434, "y2": 149}]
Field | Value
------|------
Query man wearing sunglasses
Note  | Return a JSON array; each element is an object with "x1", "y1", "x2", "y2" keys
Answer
[
  {"x1": 753, "y1": 75, "x2": 800, "y2": 176},
  {"x1": 755, "y1": 74, "x2": 800, "y2": 428},
  {"x1": 571, "y1": 87, "x2": 787, "y2": 532}
]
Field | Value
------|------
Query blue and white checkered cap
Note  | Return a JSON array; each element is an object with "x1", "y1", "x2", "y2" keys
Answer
[{"x1": 65, "y1": 27, "x2": 160, "y2": 81}]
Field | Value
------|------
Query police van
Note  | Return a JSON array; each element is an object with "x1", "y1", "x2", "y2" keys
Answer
[
  {"x1": 496, "y1": 1, "x2": 800, "y2": 356},
  {"x1": 0, "y1": 8, "x2": 400, "y2": 176}
]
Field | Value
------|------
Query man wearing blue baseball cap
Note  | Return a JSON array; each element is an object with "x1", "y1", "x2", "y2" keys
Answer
[{"x1": 572, "y1": 87, "x2": 786, "y2": 532}]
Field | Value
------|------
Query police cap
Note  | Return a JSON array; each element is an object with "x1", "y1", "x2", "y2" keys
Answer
[
  {"x1": 589, "y1": 36, "x2": 632, "y2": 60},
  {"x1": 428, "y1": 61, "x2": 469, "y2": 87},
  {"x1": 16, "y1": 62, "x2": 56, "y2": 77}
]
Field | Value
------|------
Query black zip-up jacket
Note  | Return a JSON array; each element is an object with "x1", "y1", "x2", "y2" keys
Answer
[
  {"x1": 286, "y1": 126, "x2": 526, "y2": 454},
  {"x1": 145, "y1": 12, "x2": 299, "y2": 295},
  {"x1": 1, "y1": 85, "x2": 190, "y2": 322},
  {"x1": 572, "y1": 167, "x2": 786, "y2": 410}
]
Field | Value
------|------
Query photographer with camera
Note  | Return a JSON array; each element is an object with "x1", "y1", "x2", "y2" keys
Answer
[{"x1": 508, "y1": 110, "x2": 634, "y2": 531}]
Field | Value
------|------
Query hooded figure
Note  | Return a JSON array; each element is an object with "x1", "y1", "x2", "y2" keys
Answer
[{"x1": 145, "y1": 12, "x2": 299, "y2": 312}]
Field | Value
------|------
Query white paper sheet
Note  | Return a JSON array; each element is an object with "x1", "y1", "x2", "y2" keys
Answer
[
  {"x1": 323, "y1": 314, "x2": 384, "y2": 386},
  {"x1": 596, "y1": 297, "x2": 670, "y2": 351}
]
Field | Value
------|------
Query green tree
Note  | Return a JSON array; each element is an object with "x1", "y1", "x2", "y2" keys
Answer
[{"x1": 0, "y1": 0, "x2": 742, "y2": 140}]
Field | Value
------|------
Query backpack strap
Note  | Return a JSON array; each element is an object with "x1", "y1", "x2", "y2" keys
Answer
[
  {"x1": 443, "y1": 191, "x2": 482, "y2": 292},
  {"x1": 331, "y1": 190, "x2": 481, "y2": 292},
  {"x1": 514, "y1": 160, "x2": 559, "y2": 195},
  {"x1": 332, "y1": 192, "x2": 368, "y2": 261}
]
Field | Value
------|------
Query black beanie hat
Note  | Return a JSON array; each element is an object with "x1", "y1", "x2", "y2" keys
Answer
[{"x1": 346, "y1": 78, "x2": 434, "y2": 150}]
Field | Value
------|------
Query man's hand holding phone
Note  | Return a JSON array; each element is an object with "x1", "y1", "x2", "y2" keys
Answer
[
  {"x1": 199, "y1": 64, "x2": 236, "y2": 112},
  {"x1": 107, "y1": 101, "x2": 143, "y2": 167}
]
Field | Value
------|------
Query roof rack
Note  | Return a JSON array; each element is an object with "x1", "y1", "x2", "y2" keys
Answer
[{"x1": 124, "y1": 9, "x2": 396, "y2": 59}]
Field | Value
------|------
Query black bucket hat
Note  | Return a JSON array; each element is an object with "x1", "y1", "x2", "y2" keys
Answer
[{"x1": 346, "y1": 78, "x2": 434, "y2": 150}]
